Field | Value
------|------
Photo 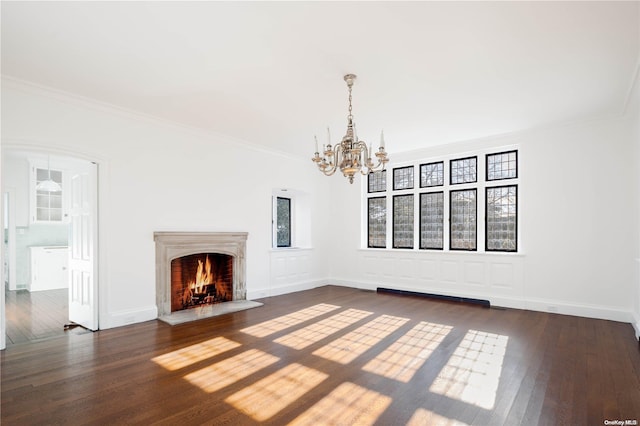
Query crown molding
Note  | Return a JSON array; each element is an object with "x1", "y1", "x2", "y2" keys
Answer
[{"x1": 1, "y1": 75, "x2": 307, "y2": 163}]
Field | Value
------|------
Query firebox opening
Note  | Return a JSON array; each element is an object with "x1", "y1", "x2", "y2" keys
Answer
[{"x1": 170, "y1": 253, "x2": 233, "y2": 312}]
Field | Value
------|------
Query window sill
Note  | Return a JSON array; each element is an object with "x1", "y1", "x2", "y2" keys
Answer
[
  {"x1": 270, "y1": 247, "x2": 314, "y2": 252},
  {"x1": 358, "y1": 247, "x2": 525, "y2": 256}
]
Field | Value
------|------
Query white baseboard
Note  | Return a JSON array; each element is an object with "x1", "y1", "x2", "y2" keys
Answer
[
  {"x1": 329, "y1": 279, "x2": 633, "y2": 324},
  {"x1": 247, "y1": 280, "x2": 327, "y2": 300},
  {"x1": 632, "y1": 310, "x2": 640, "y2": 340},
  {"x1": 102, "y1": 305, "x2": 158, "y2": 329},
  {"x1": 523, "y1": 297, "x2": 632, "y2": 323}
]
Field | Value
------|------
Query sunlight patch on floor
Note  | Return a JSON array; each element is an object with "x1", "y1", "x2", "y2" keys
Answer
[
  {"x1": 183, "y1": 349, "x2": 279, "y2": 393},
  {"x1": 151, "y1": 336, "x2": 241, "y2": 371},
  {"x1": 429, "y1": 330, "x2": 508, "y2": 410},
  {"x1": 362, "y1": 321, "x2": 453, "y2": 382},
  {"x1": 289, "y1": 381, "x2": 392, "y2": 426},
  {"x1": 407, "y1": 408, "x2": 471, "y2": 426},
  {"x1": 225, "y1": 363, "x2": 328, "y2": 421},
  {"x1": 274, "y1": 308, "x2": 373, "y2": 350},
  {"x1": 240, "y1": 303, "x2": 341, "y2": 338},
  {"x1": 312, "y1": 314, "x2": 409, "y2": 364}
]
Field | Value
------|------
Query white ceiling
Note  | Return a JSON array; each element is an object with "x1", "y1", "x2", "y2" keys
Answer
[{"x1": 2, "y1": 1, "x2": 639, "y2": 158}]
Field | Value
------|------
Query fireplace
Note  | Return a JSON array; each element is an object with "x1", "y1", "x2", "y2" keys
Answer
[
  {"x1": 171, "y1": 253, "x2": 233, "y2": 311},
  {"x1": 154, "y1": 232, "x2": 248, "y2": 318}
]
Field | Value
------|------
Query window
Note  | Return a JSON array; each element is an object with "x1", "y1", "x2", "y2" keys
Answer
[
  {"x1": 420, "y1": 192, "x2": 444, "y2": 249},
  {"x1": 450, "y1": 189, "x2": 477, "y2": 250},
  {"x1": 364, "y1": 148, "x2": 518, "y2": 252},
  {"x1": 368, "y1": 197, "x2": 386, "y2": 248},
  {"x1": 486, "y1": 185, "x2": 517, "y2": 251},
  {"x1": 450, "y1": 156, "x2": 477, "y2": 185},
  {"x1": 487, "y1": 151, "x2": 517, "y2": 181},
  {"x1": 420, "y1": 162, "x2": 444, "y2": 188},
  {"x1": 368, "y1": 170, "x2": 386, "y2": 193},
  {"x1": 393, "y1": 166, "x2": 414, "y2": 190},
  {"x1": 33, "y1": 167, "x2": 64, "y2": 223},
  {"x1": 393, "y1": 194, "x2": 414, "y2": 248},
  {"x1": 275, "y1": 197, "x2": 291, "y2": 247}
]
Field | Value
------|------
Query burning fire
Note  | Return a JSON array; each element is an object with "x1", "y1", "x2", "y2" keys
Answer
[
  {"x1": 178, "y1": 253, "x2": 231, "y2": 309},
  {"x1": 188, "y1": 256, "x2": 213, "y2": 294}
]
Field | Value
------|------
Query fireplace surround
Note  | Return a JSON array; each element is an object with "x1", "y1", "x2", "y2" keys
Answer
[{"x1": 154, "y1": 232, "x2": 248, "y2": 318}]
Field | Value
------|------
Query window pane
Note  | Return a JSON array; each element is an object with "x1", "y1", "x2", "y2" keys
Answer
[
  {"x1": 276, "y1": 197, "x2": 291, "y2": 247},
  {"x1": 420, "y1": 162, "x2": 444, "y2": 187},
  {"x1": 35, "y1": 168, "x2": 63, "y2": 223},
  {"x1": 450, "y1": 157, "x2": 477, "y2": 185},
  {"x1": 36, "y1": 208, "x2": 49, "y2": 221},
  {"x1": 393, "y1": 195, "x2": 414, "y2": 248},
  {"x1": 368, "y1": 197, "x2": 386, "y2": 248},
  {"x1": 420, "y1": 192, "x2": 444, "y2": 249},
  {"x1": 50, "y1": 194, "x2": 62, "y2": 209},
  {"x1": 450, "y1": 189, "x2": 476, "y2": 250},
  {"x1": 368, "y1": 170, "x2": 386, "y2": 193},
  {"x1": 49, "y1": 170, "x2": 63, "y2": 185},
  {"x1": 49, "y1": 209, "x2": 63, "y2": 222},
  {"x1": 487, "y1": 151, "x2": 517, "y2": 181},
  {"x1": 36, "y1": 168, "x2": 49, "y2": 182},
  {"x1": 486, "y1": 186, "x2": 517, "y2": 251},
  {"x1": 393, "y1": 166, "x2": 414, "y2": 190}
]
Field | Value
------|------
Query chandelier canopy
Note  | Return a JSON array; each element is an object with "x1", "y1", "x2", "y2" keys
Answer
[{"x1": 312, "y1": 74, "x2": 389, "y2": 184}]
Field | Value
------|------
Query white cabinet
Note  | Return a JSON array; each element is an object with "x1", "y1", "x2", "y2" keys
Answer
[{"x1": 29, "y1": 246, "x2": 69, "y2": 291}]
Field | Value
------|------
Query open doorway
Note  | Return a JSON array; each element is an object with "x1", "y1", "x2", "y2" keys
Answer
[{"x1": 2, "y1": 149, "x2": 98, "y2": 346}]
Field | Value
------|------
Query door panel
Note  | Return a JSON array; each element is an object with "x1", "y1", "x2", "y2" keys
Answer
[{"x1": 68, "y1": 166, "x2": 98, "y2": 331}]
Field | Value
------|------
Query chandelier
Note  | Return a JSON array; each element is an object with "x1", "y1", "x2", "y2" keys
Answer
[{"x1": 312, "y1": 74, "x2": 389, "y2": 184}]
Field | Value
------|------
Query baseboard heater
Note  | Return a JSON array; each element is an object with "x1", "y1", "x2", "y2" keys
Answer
[{"x1": 376, "y1": 287, "x2": 490, "y2": 308}]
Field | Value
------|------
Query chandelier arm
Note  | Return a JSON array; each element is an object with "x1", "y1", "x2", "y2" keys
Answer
[{"x1": 318, "y1": 144, "x2": 342, "y2": 176}]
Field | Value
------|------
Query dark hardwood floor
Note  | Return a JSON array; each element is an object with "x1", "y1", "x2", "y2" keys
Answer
[
  {"x1": 4, "y1": 288, "x2": 84, "y2": 345},
  {"x1": 2, "y1": 285, "x2": 639, "y2": 425}
]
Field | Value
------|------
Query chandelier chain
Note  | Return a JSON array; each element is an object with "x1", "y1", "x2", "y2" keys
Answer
[{"x1": 348, "y1": 84, "x2": 353, "y2": 120}]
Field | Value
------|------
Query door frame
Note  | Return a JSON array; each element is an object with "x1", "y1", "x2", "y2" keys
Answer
[
  {"x1": 4, "y1": 187, "x2": 17, "y2": 292},
  {"x1": 1, "y1": 143, "x2": 102, "y2": 349}
]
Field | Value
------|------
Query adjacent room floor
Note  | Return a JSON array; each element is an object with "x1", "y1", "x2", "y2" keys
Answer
[
  {"x1": 4, "y1": 288, "x2": 69, "y2": 345},
  {"x1": 2, "y1": 285, "x2": 639, "y2": 425}
]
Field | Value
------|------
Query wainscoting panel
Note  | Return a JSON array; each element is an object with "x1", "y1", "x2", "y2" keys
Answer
[
  {"x1": 464, "y1": 261, "x2": 486, "y2": 287},
  {"x1": 267, "y1": 248, "x2": 321, "y2": 298},
  {"x1": 342, "y1": 250, "x2": 526, "y2": 308},
  {"x1": 441, "y1": 260, "x2": 458, "y2": 284}
]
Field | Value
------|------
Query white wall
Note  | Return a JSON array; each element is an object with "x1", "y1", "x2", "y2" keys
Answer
[
  {"x1": 330, "y1": 114, "x2": 637, "y2": 323},
  {"x1": 1, "y1": 79, "x2": 332, "y2": 329},
  {"x1": 629, "y1": 68, "x2": 640, "y2": 339}
]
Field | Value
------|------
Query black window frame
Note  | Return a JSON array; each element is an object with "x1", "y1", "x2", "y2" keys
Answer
[
  {"x1": 419, "y1": 191, "x2": 444, "y2": 250},
  {"x1": 392, "y1": 194, "x2": 414, "y2": 249},
  {"x1": 368, "y1": 169, "x2": 387, "y2": 193},
  {"x1": 420, "y1": 161, "x2": 444, "y2": 188},
  {"x1": 485, "y1": 184, "x2": 518, "y2": 252},
  {"x1": 367, "y1": 196, "x2": 387, "y2": 248},
  {"x1": 449, "y1": 188, "x2": 477, "y2": 251},
  {"x1": 486, "y1": 150, "x2": 518, "y2": 181},
  {"x1": 275, "y1": 196, "x2": 291, "y2": 248},
  {"x1": 393, "y1": 166, "x2": 415, "y2": 191},
  {"x1": 450, "y1": 156, "x2": 478, "y2": 185}
]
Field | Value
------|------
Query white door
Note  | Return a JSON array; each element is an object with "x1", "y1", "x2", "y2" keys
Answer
[{"x1": 68, "y1": 164, "x2": 98, "y2": 330}]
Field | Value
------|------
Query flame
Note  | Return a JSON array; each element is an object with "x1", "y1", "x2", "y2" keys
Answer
[{"x1": 187, "y1": 255, "x2": 213, "y2": 294}]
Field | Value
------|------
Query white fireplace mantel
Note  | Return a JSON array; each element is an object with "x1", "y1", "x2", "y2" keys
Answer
[{"x1": 154, "y1": 232, "x2": 248, "y2": 317}]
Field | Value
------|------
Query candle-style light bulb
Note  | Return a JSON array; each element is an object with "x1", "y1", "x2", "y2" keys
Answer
[
  {"x1": 380, "y1": 130, "x2": 385, "y2": 149},
  {"x1": 327, "y1": 127, "x2": 331, "y2": 145},
  {"x1": 314, "y1": 135, "x2": 319, "y2": 153}
]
